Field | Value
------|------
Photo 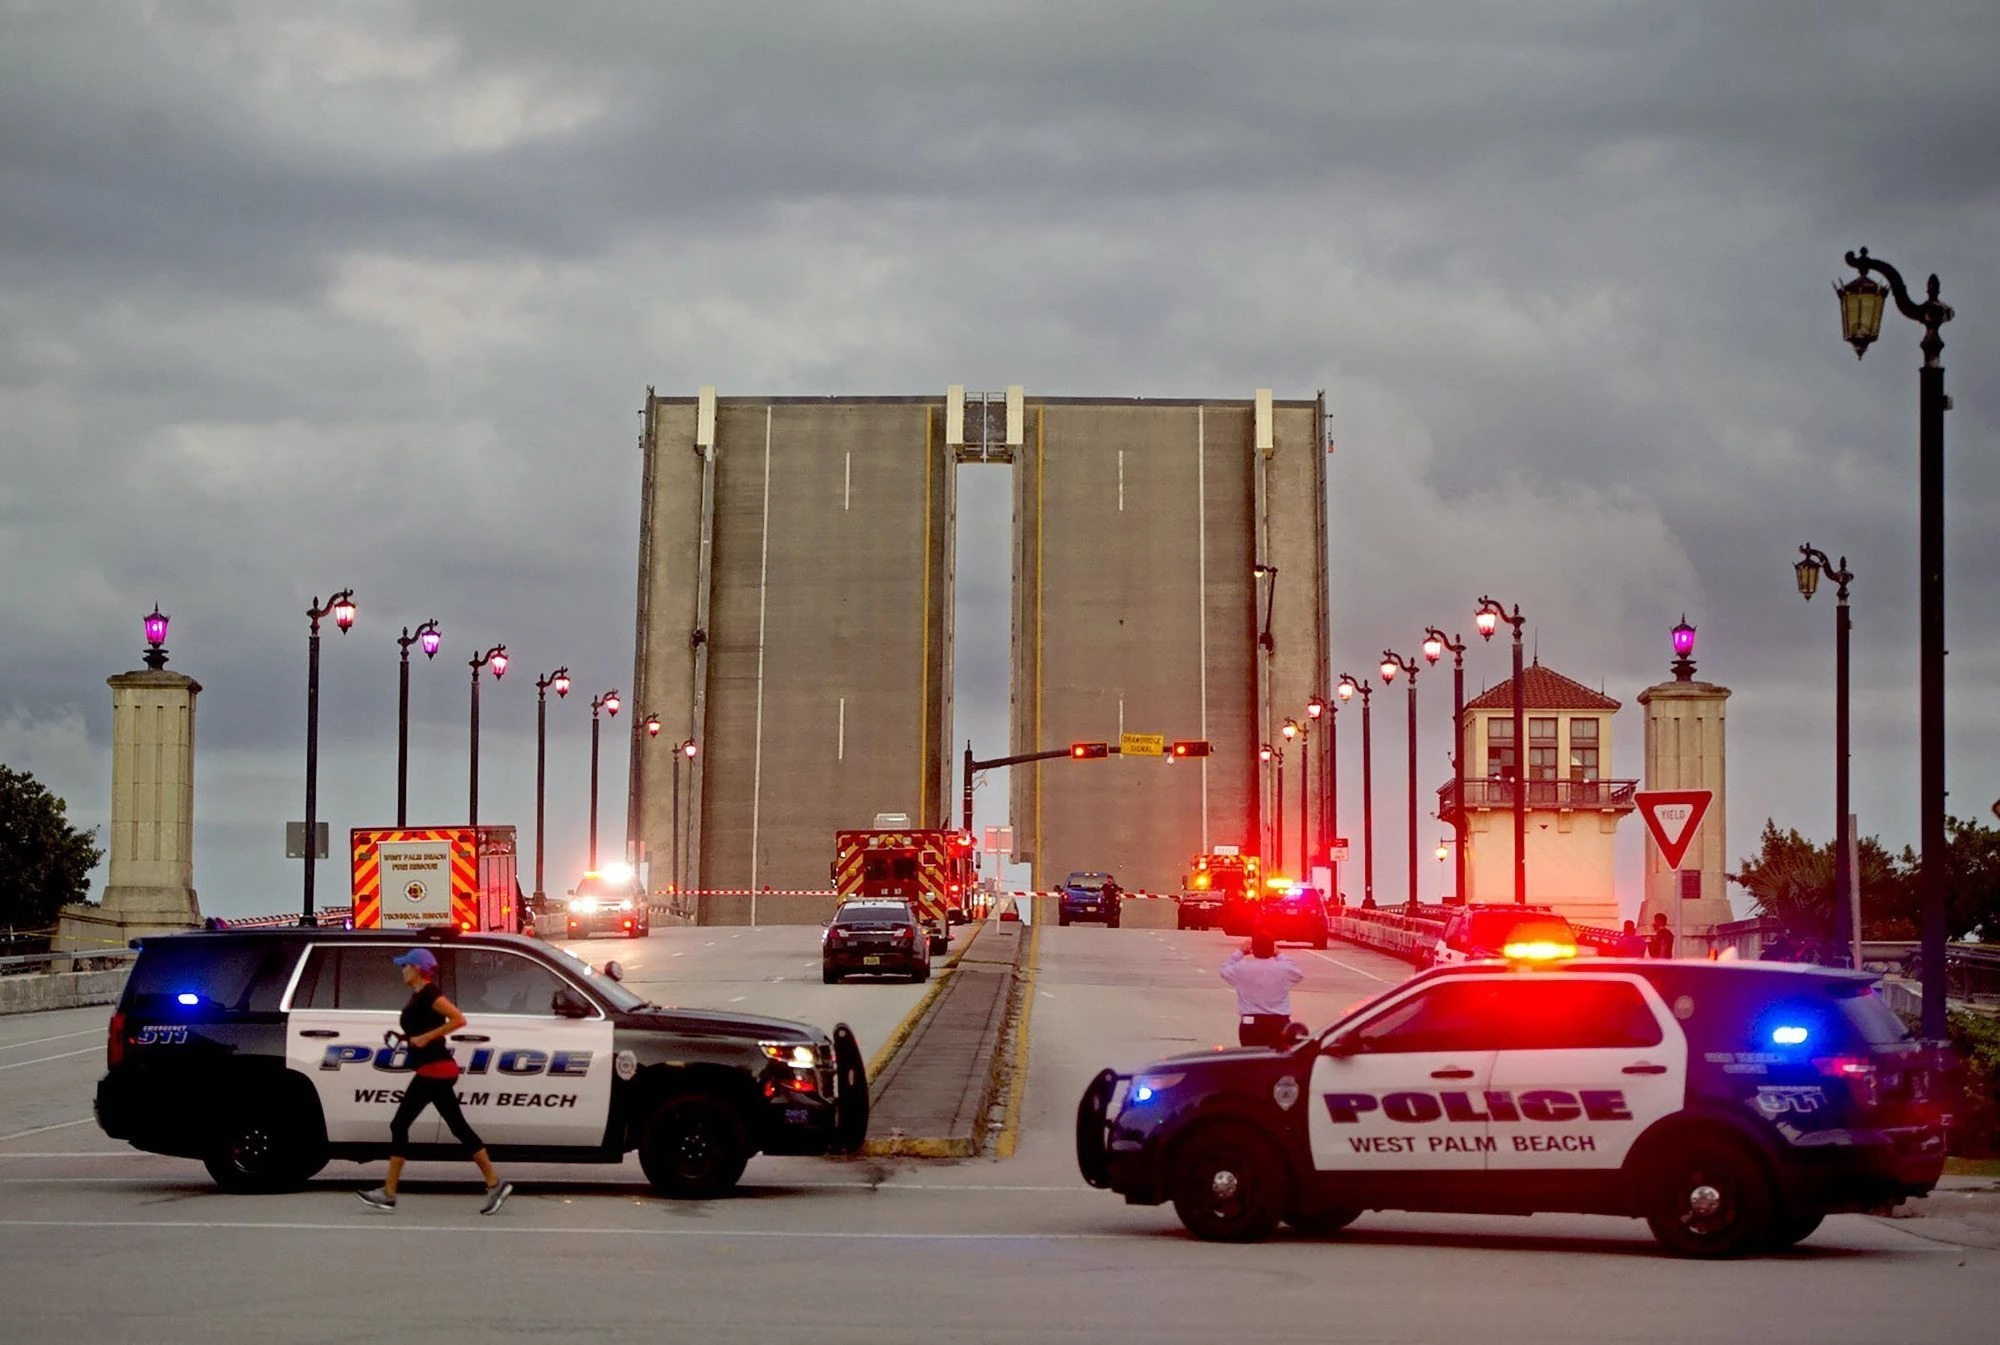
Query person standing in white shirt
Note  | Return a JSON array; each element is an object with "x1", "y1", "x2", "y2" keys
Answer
[{"x1": 1220, "y1": 930, "x2": 1305, "y2": 1047}]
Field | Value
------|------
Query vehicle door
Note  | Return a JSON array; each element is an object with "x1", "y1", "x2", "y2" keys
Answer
[
  {"x1": 1482, "y1": 975, "x2": 1685, "y2": 1171},
  {"x1": 285, "y1": 943, "x2": 439, "y2": 1144},
  {"x1": 438, "y1": 946, "x2": 614, "y2": 1148},
  {"x1": 1309, "y1": 977, "x2": 1502, "y2": 1172}
]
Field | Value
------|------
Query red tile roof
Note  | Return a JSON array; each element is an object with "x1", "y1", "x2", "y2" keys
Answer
[{"x1": 1464, "y1": 661, "x2": 1621, "y2": 712}]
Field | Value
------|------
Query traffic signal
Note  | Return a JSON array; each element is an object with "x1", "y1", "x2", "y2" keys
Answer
[
  {"x1": 1170, "y1": 740, "x2": 1211, "y2": 758},
  {"x1": 1070, "y1": 742, "x2": 1110, "y2": 759}
]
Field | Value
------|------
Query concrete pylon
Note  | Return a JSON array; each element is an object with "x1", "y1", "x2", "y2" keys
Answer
[
  {"x1": 56, "y1": 668, "x2": 205, "y2": 951},
  {"x1": 1636, "y1": 656, "x2": 1733, "y2": 944}
]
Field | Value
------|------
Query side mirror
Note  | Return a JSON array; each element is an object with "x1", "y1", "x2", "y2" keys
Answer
[
  {"x1": 552, "y1": 989, "x2": 592, "y2": 1019},
  {"x1": 603, "y1": 960, "x2": 625, "y2": 982},
  {"x1": 1323, "y1": 1032, "x2": 1359, "y2": 1058},
  {"x1": 1282, "y1": 1021, "x2": 1311, "y2": 1046}
]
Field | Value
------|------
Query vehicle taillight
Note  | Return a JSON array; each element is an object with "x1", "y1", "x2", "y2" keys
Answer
[
  {"x1": 107, "y1": 1012, "x2": 127, "y2": 1068},
  {"x1": 898, "y1": 925, "x2": 916, "y2": 940},
  {"x1": 1813, "y1": 1055, "x2": 1881, "y2": 1109}
]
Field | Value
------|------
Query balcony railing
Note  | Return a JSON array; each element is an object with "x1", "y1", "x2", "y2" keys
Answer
[{"x1": 1436, "y1": 777, "x2": 1638, "y2": 823}]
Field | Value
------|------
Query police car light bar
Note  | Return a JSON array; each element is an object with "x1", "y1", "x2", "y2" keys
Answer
[{"x1": 1501, "y1": 940, "x2": 1579, "y2": 962}]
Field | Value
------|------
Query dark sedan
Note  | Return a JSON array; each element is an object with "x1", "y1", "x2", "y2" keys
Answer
[
  {"x1": 1253, "y1": 885, "x2": 1329, "y2": 948},
  {"x1": 822, "y1": 900, "x2": 932, "y2": 983}
]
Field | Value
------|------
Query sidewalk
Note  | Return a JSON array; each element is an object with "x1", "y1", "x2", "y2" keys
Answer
[{"x1": 1874, "y1": 1174, "x2": 2000, "y2": 1250}]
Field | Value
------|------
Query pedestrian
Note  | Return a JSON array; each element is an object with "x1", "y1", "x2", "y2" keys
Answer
[
  {"x1": 1649, "y1": 913, "x2": 1674, "y2": 959},
  {"x1": 357, "y1": 947, "x2": 513, "y2": 1215},
  {"x1": 1760, "y1": 932, "x2": 1797, "y2": 962},
  {"x1": 1614, "y1": 919, "x2": 1648, "y2": 958},
  {"x1": 1220, "y1": 928, "x2": 1305, "y2": 1048}
]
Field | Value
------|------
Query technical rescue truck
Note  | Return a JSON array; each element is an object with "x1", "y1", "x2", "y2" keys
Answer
[
  {"x1": 349, "y1": 826, "x2": 523, "y2": 933},
  {"x1": 830, "y1": 814, "x2": 975, "y2": 953},
  {"x1": 1184, "y1": 846, "x2": 1268, "y2": 936}
]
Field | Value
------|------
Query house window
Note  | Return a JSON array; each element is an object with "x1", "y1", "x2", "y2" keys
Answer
[
  {"x1": 1486, "y1": 717, "x2": 1516, "y2": 779},
  {"x1": 1569, "y1": 717, "x2": 1600, "y2": 781},
  {"x1": 1528, "y1": 717, "x2": 1559, "y2": 781}
]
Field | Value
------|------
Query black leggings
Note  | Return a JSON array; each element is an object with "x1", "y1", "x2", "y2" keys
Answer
[{"x1": 390, "y1": 1074, "x2": 484, "y2": 1157}]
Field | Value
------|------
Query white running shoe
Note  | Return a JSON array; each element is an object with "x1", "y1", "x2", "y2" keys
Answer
[{"x1": 480, "y1": 1182, "x2": 514, "y2": 1216}]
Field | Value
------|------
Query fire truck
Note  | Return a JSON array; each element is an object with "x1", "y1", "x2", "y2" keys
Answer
[
  {"x1": 1184, "y1": 846, "x2": 1267, "y2": 937},
  {"x1": 831, "y1": 815, "x2": 975, "y2": 953},
  {"x1": 350, "y1": 826, "x2": 523, "y2": 933}
]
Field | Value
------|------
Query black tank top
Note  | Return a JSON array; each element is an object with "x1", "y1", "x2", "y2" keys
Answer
[{"x1": 400, "y1": 982, "x2": 452, "y2": 1069}]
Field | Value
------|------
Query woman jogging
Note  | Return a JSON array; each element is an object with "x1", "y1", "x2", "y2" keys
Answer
[
  {"x1": 357, "y1": 947, "x2": 513, "y2": 1215},
  {"x1": 1219, "y1": 928, "x2": 1305, "y2": 1047}
]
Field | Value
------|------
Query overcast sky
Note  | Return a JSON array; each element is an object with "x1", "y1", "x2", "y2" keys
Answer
[{"x1": 3, "y1": 1, "x2": 1996, "y2": 922}]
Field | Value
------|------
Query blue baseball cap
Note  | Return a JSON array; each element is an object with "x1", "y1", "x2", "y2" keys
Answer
[{"x1": 392, "y1": 947, "x2": 438, "y2": 972}]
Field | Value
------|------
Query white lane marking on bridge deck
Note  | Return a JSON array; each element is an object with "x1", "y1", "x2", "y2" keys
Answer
[
  {"x1": 844, "y1": 450, "x2": 851, "y2": 511},
  {"x1": 1117, "y1": 448, "x2": 1124, "y2": 512},
  {"x1": 0, "y1": 1048, "x2": 97, "y2": 1072},
  {"x1": 0, "y1": 1118, "x2": 96, "y2": 1143},
  {"x1": 1304, "y1": 950, "x2": 1396, "y2": 982},
  {"x1": 0, "y1": 1030, "x2": 97, "y2": 1052}
]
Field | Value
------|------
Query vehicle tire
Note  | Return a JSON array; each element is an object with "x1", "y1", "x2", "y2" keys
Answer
[
  {"x1": 913, "y1": 964, "x2": 930, "y2": 984},
  {"x1": 1643, "y1": 1136, "x2": 1774, "y2": 1259},
  {"x1": 1311, "y1": 930, "x2": 1329, "y2": 950},
  {"x1": 1058, "y1": 911, "x2": 1071, "y2": 927},
  {"x1": 1286, "y1": 1207, "x2": 1361, "y2": 1236},
  {"x1": 822, "y1": 966, "x2": 842, "y2": 984},
  {"x1": 1106, "y1": 916, "x2": 1120, "y2": 930},
  {"x1": 203, "y1": 1099, "x2": 325, "y2": 1193},
  {"x1": 1170, "y1": 1122, "x2": 1285, "y2": 1243},
  {"x1": 639, "y1": 1093, "x2": 750, "y2": 1200},
  {"x1": 1767, "y1": 1210, "x2": 1824, "y2": 1249},
  {"x1": 1075, "y1": 1068, "x2": 1117, "y2": 1189}
]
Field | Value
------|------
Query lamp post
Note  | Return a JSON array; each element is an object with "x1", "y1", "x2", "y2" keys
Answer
[
  {"x1": 1306, "y1": 694, "x2": 1329, "y2": 873},
  {"x1": 1424, "y1": 627, "x2": 1467, "y2": 904},
  {"x1": 1338, "y1": 674, "x2": 1374, "y2": 907},
  {"x1": 1834, "y1": 247, "x2": 1954, "y2": 1043},
  {"x1": 674, "y1": 738, "x2": 698, "y2": 907},
  {"x1": 1283, "y1": 717, "x2": 1308, "y2": 877},
  {"x1": 1252, "y1": 563, "x2": 1278, "y2": 653},
  {"x1": 1796, "y1": 551, "x2": 1856, "y2": 969},
  {"x1": 1476, "y1": 597, "x2": 1529, "y2": 904},
  {"x1": 1260, "y1": 742, "x2": 1284, "y2": 870},
  {"x1": 395, "y1": 620, "x2": 442, "y2": 827},
  {"x1": 532, "y1": 667, "x2": 571, "y2": 908},
  {"x1": 588, "y1": 690, "x2": 621, "y2": 870},
  {"x1": 467, "y1": 644, "x2": 508, "y2": 829},
  {"x1": 142, "y1": 605, "x2": 170, "y2": 670},
  {"x1": 302, "y1": 589, "x2": 358, "y2": 926},
  {"x1": 1381, "y1": 651, "x2": 1420, "y2": 910}
]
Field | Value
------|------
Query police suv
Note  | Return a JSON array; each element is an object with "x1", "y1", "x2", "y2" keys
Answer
[
  {"x1": 1076, "y1": 958, "x2": 1946, "y2": 1257},
  {"x1": 96, "y1": 927, "x2": 869, "y2": 1198}
]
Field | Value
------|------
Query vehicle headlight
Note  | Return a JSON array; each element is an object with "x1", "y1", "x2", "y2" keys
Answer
[
  {"x1": 1128, "y1": 1073, "x2": 1185, "y2": 1105},
  {"x1": 615, "y1": 898, "x2": 634, "y2": 911},
  {"x1": 761, "y1": 1042, "x2": 818, "y2": 1069},
  {"x1": 569, "y1": 898, "x2": 598, "y2": 914}
]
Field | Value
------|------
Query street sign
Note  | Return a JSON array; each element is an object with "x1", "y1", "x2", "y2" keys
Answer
[
  {"x1": 983, "y1": 825, "x2": 1014, "y2": 857},
  {"x1": 285, "y1": 821, "x2": 329, "y2": 859},
  {"x1": 1118, "y1": 732, "x2": 1165, "y2": 757},
  {"x1": 1635, "y1": 790, "x2": 1713, "y2": 871},
  {"x1": 1331, "y1": 840, "x2": 1350, "y2": 863}
]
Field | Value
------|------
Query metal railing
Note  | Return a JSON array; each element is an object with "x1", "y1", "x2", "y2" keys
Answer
[
  {"x1": 1437, "y1": 777, "x2": 1639, "y2": 818},
  {"x1": 0, "y1": 948, "x2": 139, "y2": 977}
]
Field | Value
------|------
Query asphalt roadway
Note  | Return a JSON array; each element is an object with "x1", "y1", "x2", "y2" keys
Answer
[{"x1": 2, "y1": 923, "x2": 1997, "y2": 1344}]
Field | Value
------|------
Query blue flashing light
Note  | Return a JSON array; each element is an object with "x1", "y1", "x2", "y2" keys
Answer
[
  {"x1": 1772, "y1": 1025, "x2": 1809, "y2": 1046},
  {"x1": 1132, "y1": 1084, "x2": 1156, "y2": 1104},
  {"x1": 176, "y1": 992, "x2": 199, "y2": 1006}
]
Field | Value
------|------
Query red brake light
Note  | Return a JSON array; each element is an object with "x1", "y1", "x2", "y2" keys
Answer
[
  {"x1": 1813, "y1": 1056, "x2": 1881, "y2": 1109},
  {"x1": 107, "y1": 1012, "x2": 128, "y2": 1068}
]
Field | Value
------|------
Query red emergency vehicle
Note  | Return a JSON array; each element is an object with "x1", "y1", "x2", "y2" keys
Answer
[{"x1": 831, "y1": 817, "x2": 974, "y2": 952}]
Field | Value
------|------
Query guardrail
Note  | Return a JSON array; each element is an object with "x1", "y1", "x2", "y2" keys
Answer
[{"x1": 0, "y1": 949, "x2": 138, "y2": 976}]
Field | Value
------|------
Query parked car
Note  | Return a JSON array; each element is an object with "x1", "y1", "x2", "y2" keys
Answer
[
  {"x1": 1059, "y1": 872, "x2": 1122, "y2": 928},
  {"x1": 1176, "y1": 888, "x2": 1225, "y2": 931},
  {"x1": 822, "y1": 899, "x2": 932, "y2": 983}
]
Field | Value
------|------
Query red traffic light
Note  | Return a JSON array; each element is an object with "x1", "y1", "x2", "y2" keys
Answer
[
  {"x1": 1170, "y1": 740, "x2": 1211, "y2": 758},
  {"x1": 1070, "y1": 742, "x2": 1110, "y2": 759}
]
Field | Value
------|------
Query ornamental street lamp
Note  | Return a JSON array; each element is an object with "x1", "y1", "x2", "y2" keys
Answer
[
  {"x1": 674, "y1": 738, "x2": 698, "y2": 907},
  {"x1": 467, "y1": 644, "x2": 508, "y2": 828},
  {"x1": 302, "y1": 589, "x2": 357, "y2": 925},
  {"x1": 142, "y1": 605, "x2": 170, "y2": 670},
  {"x1": 1306, "y1": 694, "x2": 1330, "y2": 871},
  {"x1": 532, "y1": 667, "x2": 571, "y2": 908},
  {"x1": 1261, "y1": 741, "x2": 1285, "y2": 869},
  {"x1": 1424, "y1": 626, "x2": 1468, "y2": 905},
  {"x1": 1284, "y1": 717, "x2": 1308, "y2": 877},
  {"x1": 395, "y1": 620, "x2": 442, "y2": 826},
  {"x1": 1476, "y1": 596, "x2": 1529, "y2": 904},
  {"x1": 1835, "y1": 246, "x2": 1954, "y2": 1042},
  {"x1": 588, "y1": 690, "x2": 621, "y2": 870},
  {"x1": 1381, "y1": 651, "x2": 1421, "y2": 910},
  {"x1": 1796, "y1": 550, "x2": 1857, "y2": 969},
  {"x1": 1338, "y1": 674, "x2": 1375, "y2": 907}
]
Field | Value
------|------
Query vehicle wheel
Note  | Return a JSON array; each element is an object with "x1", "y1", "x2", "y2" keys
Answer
[
  {"x1": 1644, "y1": 1136, "x2": 1774, "y2": 1259},
  {"x1": 822, "y1": 967, "x2": 842, "y2": 984},
  {"x1": 1058, "y1": 912, "x2": 1071, "y2": 927},
  {"x1": 1311, "y1": 931, "x2": 1328, "y2": 950},
  {"x1": 1286, "y1": 1207, "x2": 1361, "y2": 1235},
  {"x1": 639, "y1": 1093, "x2": 749, "y2": 1200},
  {"x1": 203, "y1": 1100, "x2": 325, "y2": 1193},
  {"x1": 1767, "y1": 1210, "x2": 1825, "y2": 1249},
  {"x1": 1170, "y1": 1123, "x2": 1285, "y2": 1243},
  {"x1": 1075, "y1": 1068, "x2": 1117, "y2": 1189},
  {"x1": 913, "y1": 964, "x2": 930, "y2": 984},
  {"x1": 831, "y1": 1023, "x2": 870, "y2": 1154}
]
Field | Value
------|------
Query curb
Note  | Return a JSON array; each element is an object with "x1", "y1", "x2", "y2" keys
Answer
[{"x1": 992, "y1": 920, "x2": 1041, "y2": 1158}]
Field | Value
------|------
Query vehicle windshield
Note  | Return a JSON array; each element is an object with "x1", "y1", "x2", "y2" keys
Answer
[
  {"x1": 836, "y1": 904, "x2": 913, "y2": 925},
  {"x1": 542, "y1": 943, "x2": 648, "y2": 1012},
  {"x1": 1067, "y1": 874, "x2": 1109, "y2": 890}
]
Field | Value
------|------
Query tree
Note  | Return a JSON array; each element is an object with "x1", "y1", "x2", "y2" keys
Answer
[
  {"x1": 1728, "y1": 818, "x2": 1913, "y2": 940},
  {"x1": 1881, "y1": 817, "x2": 2000, "y2": 942},
  {"x1": 0, "y1": 765, "x2": 103, "y2": 930}
]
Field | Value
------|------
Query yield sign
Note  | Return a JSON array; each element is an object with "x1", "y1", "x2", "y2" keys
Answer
[{"x1": 1635, "y1": 790, "x2": 1714, "y2": 870}]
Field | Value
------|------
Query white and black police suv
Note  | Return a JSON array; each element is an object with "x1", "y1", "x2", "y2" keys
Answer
[
  {"x1": 1076, "y1": 958, "x2": 1947, "y2": 1257},
  {"x1": 96, "y1": 927, "x2": 869, "y2": 1198}
]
